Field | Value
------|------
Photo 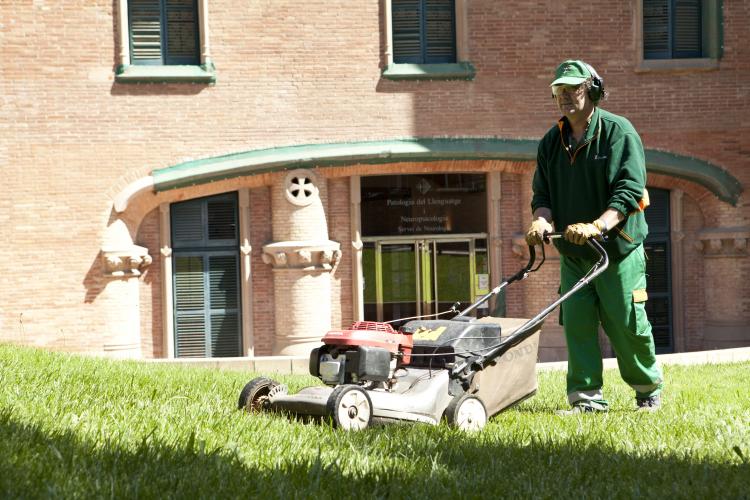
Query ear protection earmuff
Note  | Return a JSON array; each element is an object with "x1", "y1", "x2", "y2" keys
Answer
[{"x1": 583, "y1": 62, "x2": 605, "y2": 103}]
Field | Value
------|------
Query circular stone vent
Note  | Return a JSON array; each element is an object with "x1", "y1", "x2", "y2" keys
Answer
[{"x1": 284, "y1": 169, "x2": 319, "y2": 206}]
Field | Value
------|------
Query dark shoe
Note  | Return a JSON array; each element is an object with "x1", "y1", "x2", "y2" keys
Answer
[
  {"x1": 636, "y1": 395, "x2": 661, "y2": 412},
  {"x1": 556, "y1": 402, "x2": 607, "y2": 416}
]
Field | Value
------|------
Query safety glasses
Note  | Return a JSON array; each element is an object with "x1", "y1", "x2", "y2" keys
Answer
[{"x1": 552, "y1": 84, "x2": 586, "y2": 97}]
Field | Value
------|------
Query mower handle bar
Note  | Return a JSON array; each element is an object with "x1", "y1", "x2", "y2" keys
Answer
[
  {"x1": 456, "y1": 231, "x2": 567, "y2": 317},
  {"x1": 456, "y1": 242, "x2": 539, "y2": 318},
  {"x1": 451, "y1": 232, "x2": 609, "y2": 377}
]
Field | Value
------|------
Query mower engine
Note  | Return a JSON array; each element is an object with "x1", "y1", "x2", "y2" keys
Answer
[{"x1": 309, "y1": 321, "x2": 413, "y2": 386}]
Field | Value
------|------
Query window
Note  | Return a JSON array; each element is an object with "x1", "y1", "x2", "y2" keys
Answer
[
  {"x1": 392, "y1": 0, "x2": 456, "y2": 64},
  {"x1": 644, "y1": 0, "x2": 702, "y2": 59},
  {"x1": 129, "y1": 0, "x2": 200, "y2": 65},
  {"x1": 115, "y1": 0, "x2": 215, "y2": 83},
  {"x1": 639, "y1": 0, "x2": 722, "y2": 68},
  {"x1": 383, "y1": 0, "x2": 474, "y2": 80},
  {"x1": 643, "y1": 188, "x2": 673, "y2": 354},
  {"x1": 171, "y1": 194, "x2": 241, "y2": 358}
]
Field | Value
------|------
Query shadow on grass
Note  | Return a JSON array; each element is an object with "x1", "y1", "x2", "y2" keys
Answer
[{"x1": 1, "y1": 409, "x2": 747, "y2": 499}]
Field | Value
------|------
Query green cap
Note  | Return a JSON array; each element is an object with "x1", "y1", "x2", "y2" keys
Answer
[{"x1": 550, "y1": 60, "x2": 592, "y2": 86}]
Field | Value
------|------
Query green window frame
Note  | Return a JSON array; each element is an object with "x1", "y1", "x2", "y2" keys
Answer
[{"x1": 128, "y1": 0, "x2": 200, "y2": 66}]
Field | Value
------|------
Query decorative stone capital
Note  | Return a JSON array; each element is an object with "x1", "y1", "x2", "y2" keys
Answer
[
  {"x1": 102, "y1": 245, "x2": 152, "y2": 277},
  {"x1": 101, "y1": 219, "x2": 153, "y2": 277},
  {"x1": 696, "y1": 227, "x2": 750, "y2": 257},
  {"x1": 262, "y1": 240, "x2": 341, "y2": 271}
]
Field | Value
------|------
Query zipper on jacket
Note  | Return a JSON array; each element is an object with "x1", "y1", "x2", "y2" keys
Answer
[
  {"x1": 570, "y1": 139, "x2": 594, "y2": 164},
  {"x1": 557, "y1": 120, "x2": 597, "y2": 165}
]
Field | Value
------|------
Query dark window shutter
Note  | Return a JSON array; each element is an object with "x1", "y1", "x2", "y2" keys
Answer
[
  {"x1": 645, "y1": 242, "x2": 669, "y2": 294},
  {"x1": 172, "y1": 193, "x2": 238, "y2": 249},
  {"x1": 424, "y1": 0, "x2": 456, "y2": 63},
  {"x1": 644, "y1": 0, "x2": 670, "y2": 59},
  {"x1": 673, "y1": 0, "x2": 702, "y2": 57},
  {"x1": 644, "y1": 188, "x2": 670, "y2": 233},
  {"x1": 209, "y1": 255, "x2": 239, "y2": 311},
  {"x1": 209, "y1": 255, "x2": 241, "y2": 357},
  {"x1": 207, "y1": 199, "x2": 238, "y2": 242},
  {"x1": 171, "y1": 193, "x2": 241, "y2": 358},
  {"x1": 129, "y1": 0, "x2": 163, "y2": 65},
  {"x1": 174, "y1": 256, "x2": 207, "y2": 357},
  {"x1": 171, "y1": 200, "x2": 204, "y2": 248},
  {"x1": 392, "y1": 0, "x2": 455, "y2": 64},
  {"x1": 644, "y1": 0, "x2": 702, "y2": 60},
  {"x1": 164, "y1": 0, "x2": 200, "y2": 65},
  {"x1": 643, "y1": 188, "x2": 673, "y2": 353},
  {"x1": 128, "y1": 0, "x2": 199, "y2": 65},
  {"x1": 647, "y1": 299, "x2": 672, "y2": 350},
  {"x1": 392, "y1": 0, "x2": 423, "y2": 63}
]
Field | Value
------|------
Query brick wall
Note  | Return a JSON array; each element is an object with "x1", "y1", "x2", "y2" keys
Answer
[
  {"x1": 249, "y1": 186, "x2": 275, "y2": 355},
  {"x1": 327, "y1": 177, "x2": 352, "y2": 329},
  {"x1": 2, "y1": 0, "x2": 747, "y2": 357}
]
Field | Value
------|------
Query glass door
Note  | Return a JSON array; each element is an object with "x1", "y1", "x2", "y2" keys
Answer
[{"x1": 363, "y1": 235, "x2": 489, "y2": 325}]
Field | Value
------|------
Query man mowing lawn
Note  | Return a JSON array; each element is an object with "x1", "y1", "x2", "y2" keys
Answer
[{"x1": 525, "y1": 60, "x2": 663, "y2": 414}]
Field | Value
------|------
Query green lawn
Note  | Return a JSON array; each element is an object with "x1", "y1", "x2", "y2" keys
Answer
[{"x1": 1, "y1": 344, "x2": 748, "y2": 499}]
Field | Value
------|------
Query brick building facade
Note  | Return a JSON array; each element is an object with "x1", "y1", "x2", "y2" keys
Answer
[{"x1": 2, "y1": 0, "x2": 748, "y2": 362}]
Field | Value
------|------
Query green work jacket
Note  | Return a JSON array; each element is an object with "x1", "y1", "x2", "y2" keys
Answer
[{"x1": 531, "y1": 107, "x2": 649, "y2": 260}]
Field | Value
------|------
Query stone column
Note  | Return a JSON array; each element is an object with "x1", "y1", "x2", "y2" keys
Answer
[
  {"x1": 100, "y1": 219, "x2": 152, "y2": 358},
  {"x1": 695, "y1": 227, "x2": 750, "y2": 349},
  {"x1": 350, "y1": 176, "x2": 364, "y2": 322},
  {"x1": 262, "y1": 169, "x2": 341, "y2": 355},
  {"x1": 487, "y1": 171, "x2": 503, "y2": 316}
]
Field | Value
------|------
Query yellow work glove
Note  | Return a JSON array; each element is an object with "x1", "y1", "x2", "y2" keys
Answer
[
  {"x1": 564, "y1": 220, "x2": 606, "y2": 245},
  {"x1": 525, "y1": 218, "x2": 553, "y2": 246}
]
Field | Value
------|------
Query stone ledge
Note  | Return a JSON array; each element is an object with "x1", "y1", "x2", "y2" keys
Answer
[
  {"x1": 115, "y1": 64, "x2": 216, "y2": 84},
  {"x1": 695, "y1": 226, "x2": 750, "y2": 256},
  {"x1": 143, "y1": 355, "x2": 310, "y2": 375},
  {"x1": 381, "y1": 62, "x2": 476, "y2": 81},
  {"x1": 143, "y1": 347, "x2": 750, "y2": 374},
  {"x1": 538, "y1": 346, "x2": 750, "y2": 372}
]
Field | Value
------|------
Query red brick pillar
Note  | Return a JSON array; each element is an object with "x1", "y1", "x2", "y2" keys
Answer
[{"x1": 696, "y1": 228, "x2": 750, "y2": 349}]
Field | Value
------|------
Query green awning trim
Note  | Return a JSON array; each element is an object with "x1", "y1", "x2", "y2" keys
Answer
[
  {"x1": 151, "y1": 138, "x2": 742, "y2": 205},
  {"x1": 645, "y1": 149, "x2": 741, "y2": 205}
]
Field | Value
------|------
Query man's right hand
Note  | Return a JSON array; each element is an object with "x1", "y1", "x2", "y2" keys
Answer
[{"x1": 525, "y1": 218, "x2": 553, "y2": 246}]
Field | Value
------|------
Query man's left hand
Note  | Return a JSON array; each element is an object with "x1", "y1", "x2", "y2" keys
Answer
[{"x1": 564, "y1": 221, "x2": 605, "y2": 245}]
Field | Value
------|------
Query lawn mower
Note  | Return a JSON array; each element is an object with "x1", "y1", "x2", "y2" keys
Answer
[{"x1": 238, "y1": 234, "x2": 608, "y2": 431}]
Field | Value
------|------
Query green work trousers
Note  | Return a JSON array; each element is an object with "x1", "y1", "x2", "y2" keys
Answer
[{"x1": 560, "y1": 243, "x2": 663, "y2": 408}]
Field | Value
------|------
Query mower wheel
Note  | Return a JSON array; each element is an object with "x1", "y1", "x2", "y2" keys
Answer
[
  {"x1": 444, "y1": 394, "x2": 487, "y2": 431},
  {"x1": 238, "y1": 377, "x2": 279, "y2": 412},
  {"x1": 326, "y1": 385, "x2": 373, "y2": 431}
]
